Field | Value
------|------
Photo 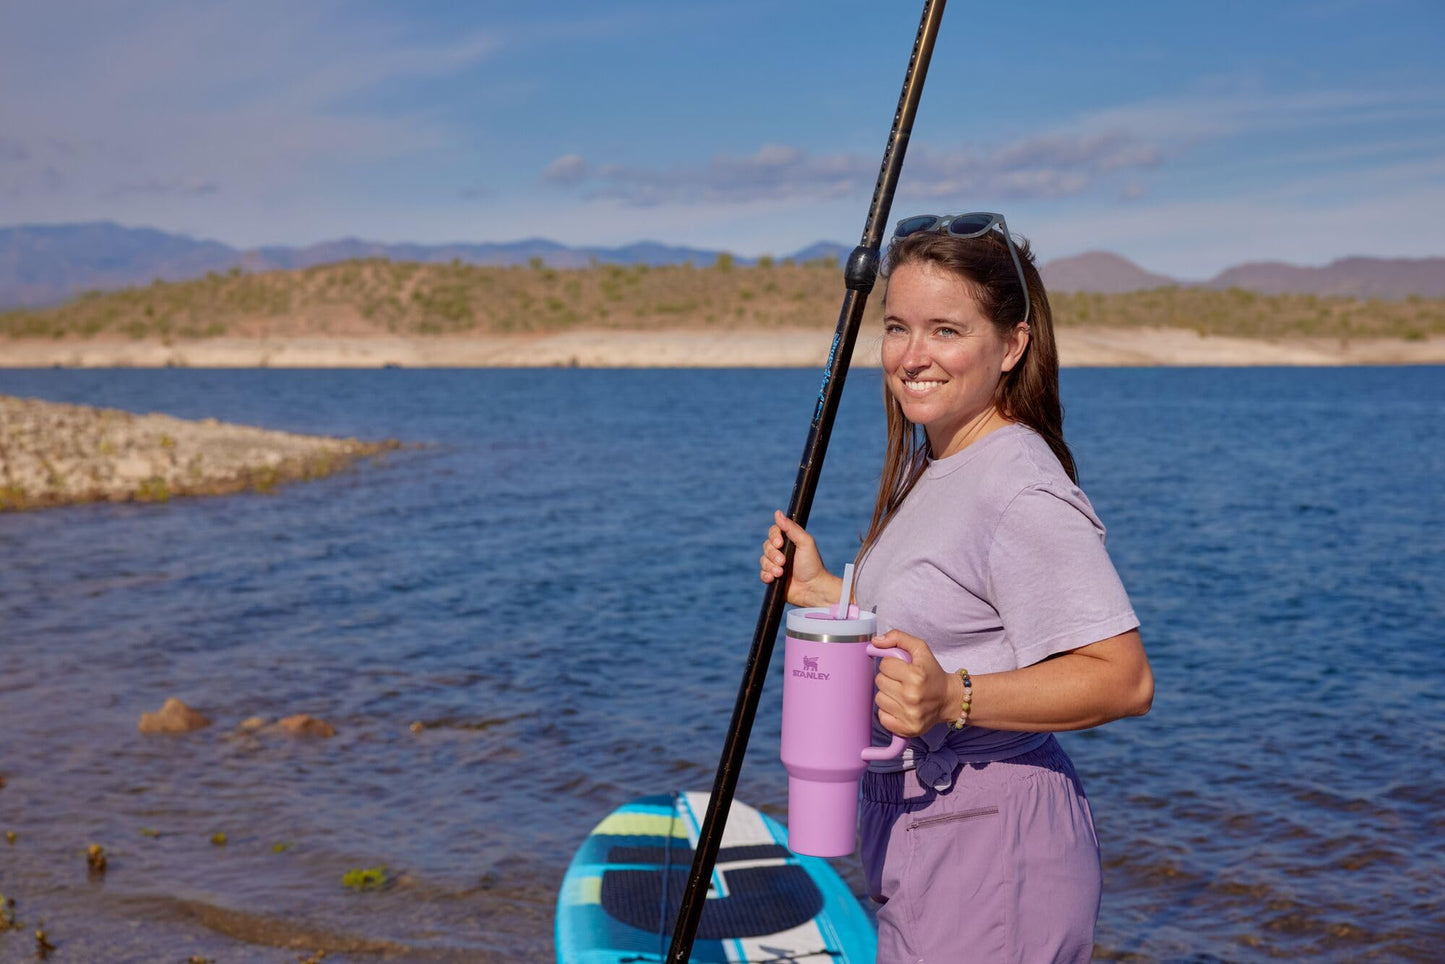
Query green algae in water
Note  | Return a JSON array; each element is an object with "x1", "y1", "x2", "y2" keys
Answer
[{"x1": 341, "y1": 866, "x2": 387, "y2": 891}]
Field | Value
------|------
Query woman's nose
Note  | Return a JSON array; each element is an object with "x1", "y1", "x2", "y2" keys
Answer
[{"x1": 900, "y1": 333, "x2": 930, "y2": 370}]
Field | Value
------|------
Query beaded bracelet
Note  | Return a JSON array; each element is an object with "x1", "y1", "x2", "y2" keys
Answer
[{"x1": 949, "y1": 668, "x2": 973, "y2": 731}]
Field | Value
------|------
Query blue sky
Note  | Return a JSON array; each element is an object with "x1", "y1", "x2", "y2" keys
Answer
[{"x1": 2, "y1": 0, "x2": 1442, "y2": 277}]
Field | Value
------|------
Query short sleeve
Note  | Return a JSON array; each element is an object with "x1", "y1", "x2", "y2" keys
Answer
[{"x1": 986, "y1": 484, "x2": 1139, "y2": 667}]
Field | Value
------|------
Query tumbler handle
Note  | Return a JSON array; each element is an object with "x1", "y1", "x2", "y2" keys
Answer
[{"x1": 860, "y1": 645, "x2": 912, "y2": 761}]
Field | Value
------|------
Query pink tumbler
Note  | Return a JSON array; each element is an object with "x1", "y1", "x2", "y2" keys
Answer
[{"x1": 780, "y1": 605, "x2": 910, "y2": 857}]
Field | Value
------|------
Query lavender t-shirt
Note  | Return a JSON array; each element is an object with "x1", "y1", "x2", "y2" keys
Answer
[{"x1": 855, "y1": 423, "x2": 1138, "y2": 783}]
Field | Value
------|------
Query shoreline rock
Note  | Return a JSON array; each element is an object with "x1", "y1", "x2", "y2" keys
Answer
[
  {"x1": 0, "y1": 395, "x2": 399, "y2": 511},
  {"x1": 277, "y1": 715, "x2": 337, "y2": 738},
  {"x1": 138, "y1": 698, "x2": 211, "y2": 735},
  {"x1": 231, "y1": 714, "x2": 338, "y2": 738}
]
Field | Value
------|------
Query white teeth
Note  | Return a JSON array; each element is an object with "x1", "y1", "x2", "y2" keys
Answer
[{"x1": 903, "y1": 379, "x2": 945, "y2": 389}]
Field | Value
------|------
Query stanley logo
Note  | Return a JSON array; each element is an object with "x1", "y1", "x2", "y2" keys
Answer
[{"x1": 792, "y1": 654, "x2": 829, "y2": 681}]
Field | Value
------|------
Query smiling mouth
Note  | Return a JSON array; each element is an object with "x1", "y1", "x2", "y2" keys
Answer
[{"x1": 900, "y1": 378, "x2": 947, "y2": 394}]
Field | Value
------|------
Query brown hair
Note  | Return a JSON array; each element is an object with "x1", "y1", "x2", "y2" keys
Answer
[{"x1": 856, "y1": 227, "x2": 1076, "y2": 564}]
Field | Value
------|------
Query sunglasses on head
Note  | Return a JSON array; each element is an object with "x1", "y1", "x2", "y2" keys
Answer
[{"x1": 891, "y1": 212, "x2": 1031, "y2": 328}]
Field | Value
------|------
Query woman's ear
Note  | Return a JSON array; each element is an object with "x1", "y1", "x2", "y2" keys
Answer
[{"x1": 1000, "y1": 322, "x2": 1030, "y2": 373}]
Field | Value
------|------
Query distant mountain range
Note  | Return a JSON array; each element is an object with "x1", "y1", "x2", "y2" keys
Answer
[
  {"x1": 0, "y1": 222, "x2": 1440, "y2": 309},
  {"x1": 1041, "y1": 250, "x2": 1445, "y2": 299}
]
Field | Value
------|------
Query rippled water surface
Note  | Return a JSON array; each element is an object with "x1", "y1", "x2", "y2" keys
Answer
[{"x1": 1, "y1": 366, "x2": 1441, "y2": 962}]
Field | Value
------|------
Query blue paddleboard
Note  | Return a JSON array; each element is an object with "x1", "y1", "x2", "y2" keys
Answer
[{"x1": 556, "y1": 791, "x2": 876, "y2": 963}]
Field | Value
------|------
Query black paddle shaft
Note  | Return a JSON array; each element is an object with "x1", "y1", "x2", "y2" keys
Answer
[{"x1": 665, "y1": 2, "x2": 947, "y2": 960}]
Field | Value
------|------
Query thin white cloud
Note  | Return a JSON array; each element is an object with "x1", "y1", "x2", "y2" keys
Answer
[
  {"x1": 531, "y1": 82, "x2": 1441, "y2": 212},
  {"x1": 1119, "y1": 181, "x2": 1149, "y2": 202},
  {"x1": 1070, "y1": 83, "x2": 1445, "y2": 143},
  {"x1": 549, "y1": 130, "x2": 1165, "y2": 207},
  {"x1": 0, "y1": 0, "x2": 500, "y2": 206},
  {"x1": 104, "y1": 176, "x2": 221, "y2": 200},
  {"x1": 542, "y1": 154, "x2": 589, "y2": 187}
]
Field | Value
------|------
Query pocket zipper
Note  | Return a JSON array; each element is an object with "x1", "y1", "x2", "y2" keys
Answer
[{"x1": 907, "y1": 806, "x2": 999, "y2": 831}]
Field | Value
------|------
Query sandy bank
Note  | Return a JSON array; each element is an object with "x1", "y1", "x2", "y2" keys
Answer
[
  {"x1": 0, "y1": 395, "x2": 398, "y2": 510},
  {"x1": 2, "y1": 327, "x2": 1442, "y2": 369},
  {"x1": 1057, "y1": 327, "x2": 1445, "y2": 366}
]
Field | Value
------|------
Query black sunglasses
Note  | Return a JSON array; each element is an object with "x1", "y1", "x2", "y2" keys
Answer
[{"x1": 892, "y1": 212, "x2": 1031, "y2": 328}]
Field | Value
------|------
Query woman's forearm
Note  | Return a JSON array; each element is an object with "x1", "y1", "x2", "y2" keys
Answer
[{"x1": 960, "y1": 631, "x2": 1153, "y2": 732}]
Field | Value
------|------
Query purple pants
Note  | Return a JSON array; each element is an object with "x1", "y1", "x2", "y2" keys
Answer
[{"x1": 860, "y1": 736, "x2": 1101, "y2": 964}]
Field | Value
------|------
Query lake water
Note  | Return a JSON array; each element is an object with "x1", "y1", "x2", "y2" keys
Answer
[{"x1": 0, "y1": 365, "x2": 1441, "y2": 963}]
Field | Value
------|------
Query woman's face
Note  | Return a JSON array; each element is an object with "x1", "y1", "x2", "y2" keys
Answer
[{"x1": 881, "y1": 261, "x2": 1029, "y2": 457}]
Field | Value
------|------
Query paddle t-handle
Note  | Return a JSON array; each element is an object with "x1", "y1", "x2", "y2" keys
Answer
[{"x1": 860, "y1": 644, "x2": 911, "y2": 761}]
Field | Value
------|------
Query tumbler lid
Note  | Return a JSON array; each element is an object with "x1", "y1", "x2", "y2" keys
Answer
[{"x1": 785, "y1": 606, "x2": 877, "y2": 642}]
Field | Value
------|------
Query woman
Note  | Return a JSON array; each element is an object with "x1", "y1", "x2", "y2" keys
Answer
[{"x1": 760, "y1": 213, "x2": 1153, "y2": 963}]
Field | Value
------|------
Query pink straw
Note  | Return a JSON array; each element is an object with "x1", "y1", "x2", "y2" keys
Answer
[{"x1": 833, "y1": 563, "x2": 855, "y2": 619}]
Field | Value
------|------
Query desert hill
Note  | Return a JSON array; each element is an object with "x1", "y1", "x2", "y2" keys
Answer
[
  {"x1": 2, "y1": 222, "x2": 1441, "y2": 309},
  {"x1": 1040, "y1": 251, "x2": 1178, "y2": 294},
  {"x1": 0, "y1": 223, "x2": 834, "y2": 310},
  {"x1": 2, "y1": 257, "x2": 1441, "y2": 346},
  {"x1": 1206, "y1": 257, "x2": 1445, "y2": 299}
]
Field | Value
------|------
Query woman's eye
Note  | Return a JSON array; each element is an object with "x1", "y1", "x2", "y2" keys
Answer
[
  {"x1": 934, "y1": 326, "x2": 959, "y2": 338},
  {"x1": 883, "y1": 323, "x2": 906, "y2": 335}
]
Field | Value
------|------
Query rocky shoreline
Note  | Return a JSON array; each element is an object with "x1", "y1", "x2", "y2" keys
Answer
[{"x1": 0, "y1": 394, "x2": 398, "y2": 511}]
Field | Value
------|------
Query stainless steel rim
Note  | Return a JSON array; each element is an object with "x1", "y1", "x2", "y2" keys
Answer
[{"x1": 786, "y1": 630, "x2": 874, "y2": 643}]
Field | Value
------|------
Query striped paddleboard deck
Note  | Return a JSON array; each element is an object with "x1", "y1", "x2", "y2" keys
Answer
[{"x1": 555, "y1": 791, "x2": 876, "y2": 963}]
